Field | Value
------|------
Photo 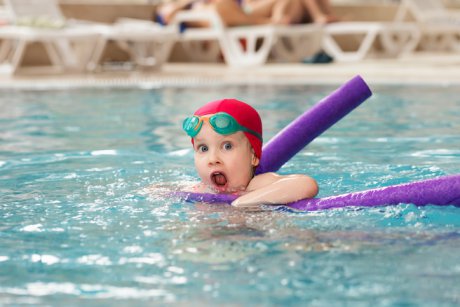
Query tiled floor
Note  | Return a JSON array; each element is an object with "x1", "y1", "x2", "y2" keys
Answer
[{"x1": 1, "y1": 52, "x2": 460, "y2": 88}]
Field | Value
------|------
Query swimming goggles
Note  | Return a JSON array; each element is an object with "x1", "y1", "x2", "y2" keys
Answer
[{"x1": 182, "y1": 112, "x2": 262, "y2": 141}]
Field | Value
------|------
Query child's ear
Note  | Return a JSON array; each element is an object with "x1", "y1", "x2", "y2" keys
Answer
[
  {"x1": 250, "y1": 148, "x2": 259, "y2": 166},
  {"x1": 251, "y1": 154, "x2": 260, "y2": 167}
]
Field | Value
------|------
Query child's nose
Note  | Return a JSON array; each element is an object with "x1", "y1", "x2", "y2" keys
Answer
[{"x1": 207, "y1": 149, "x2": 221, "y2": 165}]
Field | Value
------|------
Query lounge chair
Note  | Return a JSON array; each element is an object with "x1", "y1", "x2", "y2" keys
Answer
[
  {"x1": 91, "y1": 18, "x2": 178, "y2": 70},
  {"x1": 171, "y1": 9, "x2": 323, "y2": 66},
  {"x1": 395, "y1": 0, "x2": 460, "y2": 51},
  {"x1": 322, "y1": 21, "x2": 421, "y2": 62},
  {"x1": 0, "y1": 0, "x2": 178, "y2": 74},
  {"x1": 0, "y1": 0, "x2": 103, "y2": 74},
  {"x1": 271, "y1": 23, "x2": 323, "y2": 62}
]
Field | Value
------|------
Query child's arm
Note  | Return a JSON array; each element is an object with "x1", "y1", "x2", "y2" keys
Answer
[{"x1": 231, "y1": 172, "x2": 318, "y2": 208}]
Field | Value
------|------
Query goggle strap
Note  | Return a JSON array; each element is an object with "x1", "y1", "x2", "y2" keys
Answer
[
  {"x1": 183, "y1": 113, "x2": 262, "y2": 142},
  {"x1": 241, "y1": 126, "x2": 262, "y2": 141}
]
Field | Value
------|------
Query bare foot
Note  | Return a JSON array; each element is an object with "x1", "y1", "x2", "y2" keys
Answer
[
  {"x1": 271, "y1": 15, "x2": 292, "y2": 25},
  {"x1": 314, "y1": 14, "x2": 339, "y2": 24}
]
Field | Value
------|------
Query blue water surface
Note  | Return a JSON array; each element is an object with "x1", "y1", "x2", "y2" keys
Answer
[{"x1": 0, "y1": 84, "x2": 459, "y2": 306}]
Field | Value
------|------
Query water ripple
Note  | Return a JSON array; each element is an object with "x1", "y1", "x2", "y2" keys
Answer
[
  {"x1": 1, "y1": 85, "x2": 459, "y2": 305},
  {"x1": 1, "y1": 283, "x2": 175, "y2": 301}
]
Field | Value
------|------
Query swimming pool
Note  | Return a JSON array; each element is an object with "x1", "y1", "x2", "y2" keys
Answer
[{"x1": 0, "y1": 83, "x2": 459, "y2": 305}]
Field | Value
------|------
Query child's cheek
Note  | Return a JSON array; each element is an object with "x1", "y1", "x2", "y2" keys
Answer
[{"x1": 194, "y1": 159, "x2": 209, "y2": 183}]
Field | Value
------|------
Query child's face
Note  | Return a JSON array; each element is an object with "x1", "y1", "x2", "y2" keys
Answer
[{"x1": 193, "y1": 122, "x2": 259, "y2": 193}]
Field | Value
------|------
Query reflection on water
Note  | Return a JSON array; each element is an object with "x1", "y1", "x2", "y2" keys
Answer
[{"x1": 0, "y1": 84, "x2": 459, "y2": 305}]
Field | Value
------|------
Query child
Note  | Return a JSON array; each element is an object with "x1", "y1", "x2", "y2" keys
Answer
[{"x1": 183, "y1": 98, "x2": 318, "y2": 208}]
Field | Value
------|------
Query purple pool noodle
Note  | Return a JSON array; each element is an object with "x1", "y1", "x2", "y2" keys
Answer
[
  {"x1": 288, "y1": 174, "x2": 460, "y2": 210},
  {"x1": 174, "y1": 174, "x2": 460, "y2": 210},
  {"x1": 174, "y1": 191, "x2": 237, "y2": 205},
  {"x1": 173, "y1": 76, "x2": 460, "y2": 210},
  {"x1": 256, "y1": 75, "x2": 372, "y2": 174}
]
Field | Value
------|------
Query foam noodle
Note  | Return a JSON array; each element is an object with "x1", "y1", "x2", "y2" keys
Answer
[
  {"x1": 175, "y1": 76, "x2": 460, "y2": 210},
  {"x1": 174, "y1": 174, "x2": 460, "y2": 210},
  {"x1": 256, "y1": 75, "x2": 372, "y2": 174}
]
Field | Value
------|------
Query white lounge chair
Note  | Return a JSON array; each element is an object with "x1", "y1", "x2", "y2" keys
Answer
[
  {"x1": 91, "y1": 18, "x2": 178, "y2": 70},
  {"x1": 172, "y1": 9, "x2": 273, "y2": 66},
  {"x1": 322, "y1": 20, "x2": 421, "y2": 62},
  {"x1": 271, "y1": 23, "x2": 323, "y2": 62},
  {"x1": 0, "y1": 0, "x2": 178, "y2": 73},
  {"x1": 171, "y1": 9, "x2": 322, "y2": 66},
  {"x1": 0, "y1": 0, "x2": 103, "y2": 74},
  {"x1": 395, "y1": 0, "x2": 460, "y2": 52}
]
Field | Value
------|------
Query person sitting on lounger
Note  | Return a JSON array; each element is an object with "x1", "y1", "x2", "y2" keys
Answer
[
  {"x1": 242, "y1": 0, "x2": 339, "y2": 24},
  {"x1": 156, "y1": 0, "x2": 292, "y2": 27}
]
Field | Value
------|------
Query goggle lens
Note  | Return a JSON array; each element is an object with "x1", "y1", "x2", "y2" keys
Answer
[
  {"x1": 182, "y1": 116, "x2": 202, "y2": 137},
  {"x1": 183, "y1": 112, "x2": 261, "y2": 141},
  {"x1": 210, "y1": 113, "x2": 233, "y2": 133}
]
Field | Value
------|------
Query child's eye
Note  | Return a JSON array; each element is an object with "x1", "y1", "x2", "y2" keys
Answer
[
  {"x1": 223, "y1": 142, "x2": 232, "y2": 150},
  {"x1": 197, "y1": 145, "x2": 208, "y2": 152}
]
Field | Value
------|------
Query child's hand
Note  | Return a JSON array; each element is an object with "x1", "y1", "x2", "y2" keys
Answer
[
  {"x1": 231, "y1": 198, "x2": 266, "y2": 211},
  {"x1": 231, "y1": 197, "x2": 261, "y2": 208}
]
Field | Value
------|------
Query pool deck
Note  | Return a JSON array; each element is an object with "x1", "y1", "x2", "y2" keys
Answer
[{"x1": 1, "y1": 52, "x2": 460, "y2": 88}]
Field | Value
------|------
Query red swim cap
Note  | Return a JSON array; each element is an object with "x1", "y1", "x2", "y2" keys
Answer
[{"x1": 192, "y1": 98, "x2": 263, "y2": 159}]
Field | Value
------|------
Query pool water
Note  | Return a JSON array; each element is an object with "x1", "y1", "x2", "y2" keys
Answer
[{"x1": 0, "y1": 84, "x2": 459, "y2": 305}]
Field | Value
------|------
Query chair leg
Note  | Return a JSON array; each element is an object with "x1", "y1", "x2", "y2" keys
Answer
[
  {"x1": 379, "y1": 25, "x2": 421, "y2": 56},
  {"x1": 181, "y1": 40, "x2": 221, "y2": 63},
  {"x1": 449, "y1": 33, "x2": 460, "y2": 52},
  {"x1": 154, "y1": 40, "x2": 175, "y2": 67},
  {"x1": 86, "y1": 37, "x2": 107, "y2": 72},
  {"x1": 399, "y1": 28, "x2": 421, "y2": 55},
  {"x1": 2, "y1": 35, "x2": 107, "y2": 74},
  {"x1": 355, "y1": 30, "x2": 379, "y2": 60},
  {"x1": 126, "y1": 41, "x2": 158, "y2": 67},
  {"x1": 271, "y1": 31, "x2": 322, "y2": 62},
  {"x1": 0, "y1": 39, "x2": 15, "y2": 74},
  {"x1": 323, "y1": 29, "x2": 379, "y2": 62},
  {"x1": 69, "y1": 36, "x2": 99, "y2": 72},
  {"x1": 0, "y1": 40, "x2": 12, "y2": 62},
  {"x1": 219, "y1": 28, "x2": 275, "y2": 67},
  {"x1": 10, "y1": 40, "x2": 28, "y2": 74},
  {"x1": 115, "y1": 39, "x2": 175, "y2": 69},
  {"x1": 420, "y1": 33, "x2": 451, "y2": 51},
  {"x1": 44, "y1": 42, "x2": 67, "y2": 68}
]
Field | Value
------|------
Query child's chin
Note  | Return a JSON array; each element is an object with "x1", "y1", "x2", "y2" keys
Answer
[
  {"x1": 208, "y1": 183, "x2": 236, "y2": 194},
  {"x1": 211, "y1": 185, "x2": 230, "y2": 193},
  {"x1": 219, "y1": 185, "x2": 247, "y2": 195},
  {"x1": 206, "y1": 182, "x2": 245, "y2": 194}
]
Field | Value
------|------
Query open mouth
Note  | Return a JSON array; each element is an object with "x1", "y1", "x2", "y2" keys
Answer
[{"x1": 210, "y1": 171, "x2": 228, "y2": 189}]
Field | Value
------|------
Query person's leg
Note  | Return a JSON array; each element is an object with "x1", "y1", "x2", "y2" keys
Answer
[
  {"x1": 156, "y1": 0, "x2": 196, "y2": 24},
  {"x1": 300, "y1": 0, "x2": 329, "y2": 23},
  {"x1": 242, "y1": 0, "x2": 277, "y2": 18},
  {"x1": 300, "y1": 0, "x2": 339, "y2": 23},
  {"x1": 213, "y1": 0, "x2": 273, "y2": 26},
  {"x1": 317, "y1": 0, "x2": 334, "y2": 15},
  {"x1": 243, "y1": 0, "x2": 304, "y2": 24},
  {"x1": 272, "y1": 0, "x2": 305, "y2": 24},
  {"x1": 317, "y1": 0, "x2": 339, "y2": 22}
]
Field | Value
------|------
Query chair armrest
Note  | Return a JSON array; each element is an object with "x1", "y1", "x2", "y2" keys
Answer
[{"x1": 171, "y1": 9, "x2": 224, "y2": 29}]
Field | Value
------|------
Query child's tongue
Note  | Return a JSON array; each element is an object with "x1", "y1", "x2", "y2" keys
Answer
[{"x1": 212, "y1": 172, "x2": 227, "y2": 187}]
